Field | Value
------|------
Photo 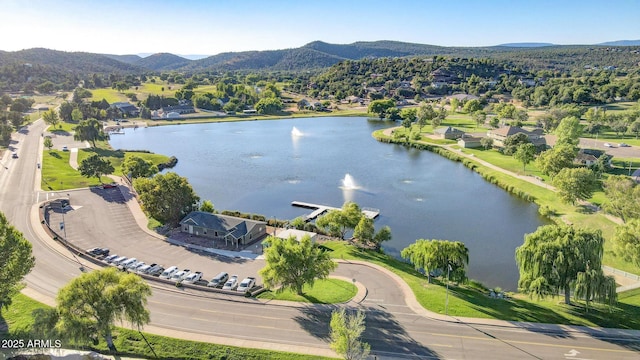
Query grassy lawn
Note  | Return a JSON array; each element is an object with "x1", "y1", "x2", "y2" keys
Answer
[
  {"x1": 48, "y1": 120, "x2": 78, "y2": 134},
  {"x1": 77, "y1": 147, "x2": 170, "y2": 177},
  {"x1": 1, "y1": 293, "x2": 334, "y2": 360},
  {"x1": 257, "y1": 278, "x2": 357, "y2": 304},
  {"x1": 322, "y1": 240, "x2": 640, "y2": 329},
  {"x1": 41, "y1": 150, "x2": 106, "y2": 190},
  {"x1": 90, "y1": 88, "x2": 128, "y2": 103}
]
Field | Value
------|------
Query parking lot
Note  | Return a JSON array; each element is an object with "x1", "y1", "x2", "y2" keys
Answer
[{"x1": 44, "y1": 185, "x2": 265, "y2": 287}]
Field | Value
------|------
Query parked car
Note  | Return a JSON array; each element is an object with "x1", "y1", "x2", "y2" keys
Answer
[
  {"x1": 136, "y1": 264, "x2": 152, "y2": 274},
  {"x1": 207, "y1": 272, "x2": 229, "y2": 288},
  {"x1": 148, "y1": 266, "x2": 165, "y2": 277},
  {"x1": 222, "y1": 275, "x2": 239, "y2": 290},
  {"x1": 87, "y1": 247, "x2": 109, "y2": 257},
  {"x1": 604, "y1": 143, "x2": 613, "y2": 148},
  {"x1": 119, "y1": 258, "x2": 138, "y2": 268},
  {"x1": 103, "y1": 254, "x2": 119, "y2": 263},
  {"x1": 160, "y1": 266, "x2": 179, "y2": 279},
  {"x1": 127, "y1": 261, "x2": 145, "y2": 270},
  {"x1": 237, "y1": 277, "x2": 256, "y2": 292},
  {"x1": 171, "y1": 269, "x2": 191, "y2": 281},
  {"x1": 62, "y1": 146, "x2": 68, "y2": 151},
  {"x1": 183, "y1": 271, "x2": 203, "y2": 284},
  {"x1": 619, "y1": 143, "x2": 630, "y2": 147},
  {"x1": 111, "y1": 256, "x2": 128, "y2": 266},
  {"x1": 11, "y1": 151, "x2": 18, "y2": 158}
]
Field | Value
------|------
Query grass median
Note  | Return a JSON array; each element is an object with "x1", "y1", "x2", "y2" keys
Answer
[
  {"x1": 257, "y1": 278, "x2": 357, "y2": 304},
  {"x1": 1, "y1": 293, "x2": 335, "y2": 360}
]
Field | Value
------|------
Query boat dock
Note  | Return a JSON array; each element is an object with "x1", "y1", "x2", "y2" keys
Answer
[{"x1": 291, "y1": 201, "x2": 380, "y2": 221}]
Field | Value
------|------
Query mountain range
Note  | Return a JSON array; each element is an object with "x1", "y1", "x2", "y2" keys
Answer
[{"x1": 1, "y1": 39, "x2": 639, "y2": 73}]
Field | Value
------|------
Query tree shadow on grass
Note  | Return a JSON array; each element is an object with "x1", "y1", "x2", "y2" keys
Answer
[{"x1": 293, "y1": 305, "x2": 442, "y2": 359}]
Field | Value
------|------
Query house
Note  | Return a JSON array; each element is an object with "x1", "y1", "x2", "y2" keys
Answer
[
  {"x1": 243, "y1": 109, "x2": 257, "y2": 114},
  {"x1": 111, "y1": 102, "x2": 139, "y2": 117},
  {"x1": 430, "y1": 68, "x2": 458, "y2": 83},
  {"x1": 518, "y1": 78, "x2": 536, "y2": 87},
  {"x1": 161, "y1": 104, "x2": 195, "y2": 115},
  {"x1": 487, "y1": 126, "x2": 546, "y2": 147},
  {"x1": 434, "y1": 126, "x2": 465, "y2": 140},
  {"x1": 458, "y1": 136, "x2": 483, "y2": 148},
  {"x1": 574, "y1": 149, "x2": 611, "y2": 166},
  {"x1": 447, "y1": 94, "x2": 479, "y2": 102},
  {"x1": 179, "y1": 212, "x2": 267, "y2": 248}
]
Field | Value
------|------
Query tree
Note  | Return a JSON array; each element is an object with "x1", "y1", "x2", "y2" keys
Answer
[
  {"x1": 329, "y1": 308, "x2": 370, "y2": 360},
  {"x1": 71, "y1": 108, "x2": 83, "y2": 122},
  {"x1": 513, "y1": 143, "x2": 536, "y2": 174},
  {"x1": 535, "y1": 144, "x2": 576, "y2": 178},
  {"x1": 463, "y1": 99, "x2": 482, "y2": 114},
  {"x1": 602, "y1": 175, "x2": 640, "y2": 222},
  {"x1": 630, "y1": 119, "x2": 640, "y2": 139},
  {"x1": 400, "y1": 108, "x2": 417, "y2": 122},
  {"x1": 472, "y1": 111, "x2": 487, "y2": 128},
  {"x1": 200, "y1": 200, "x2": 215, "y2": 213},
  {"x1": 78, "y1": 155, "x2": 114, "y2": 183},
  {"x1": 43, "y1": 136, "x2": 53, "y2": 150},
  {"x1": 353, "y1": 217, "x2": 392, "y2": 250},
  {"x1": 516, "y1": 224, "x2": 616, "y2": 306},
  {"x1": 480, "y1": 137, "x2": 493, "y2": 150},
  {"x1": 449, "y1": 98, "x2": 460, "y2": 113},
  {"x1": 259, "y1": 235, "x2": 337, "y2": 295},
  {"x1": 316, "y1": 202, "x2": 363, "y2": 239},
  {"x1": 0, "y1": 211, "x2": 35, "y2": 310},
  {"x1": 552, "y1": 167, "x2": 596, "y2": 205},
  {"x1": 416, "y1": 103, "x2": 436, "y2": 131},
  {"x1": 555, "y1": 116, "x2": 581, "y2": 147},
  {"x1": 121, "y1": 155, "x2": 158, "y2": 179},
  {"x1": 50, "y1": 267, "x2": 151, "y2": 350},
  {"x1": 74, "y1": 119, "x2": 107, "y2": 148},
  {"x1": 255, "y1": 97, "x2": 283, "y2": 115},
  {"x1": 133, "y1": 172, "x2": 200, "y2": 226},
  {"x1": 368, "y1": 99, "x2": 395, "y2": 119},
  {"x1": 400, "y1": 239, "x2": 469, "y2": 283},
  {"x1": 612, "y1": 219, "x2": 640, "y2": 267},
  {"x1": 42, "y1": 109, "x2": 60, "y2": 129},
  {"x1": 502, "y1": 132, "x2": 530, "y2": 155},
  {"x1": 58, "y1": 101, "x2": 74, "y2": 122}
]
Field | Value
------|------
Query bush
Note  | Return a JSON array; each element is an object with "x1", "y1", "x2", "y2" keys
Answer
[{"x1": 538, "y1": 205, "x2": 556, "y2": 217}]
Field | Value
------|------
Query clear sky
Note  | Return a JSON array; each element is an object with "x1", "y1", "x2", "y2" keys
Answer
[{"x1": 2, "y1": 0, "x2": 639, "y2": 56}]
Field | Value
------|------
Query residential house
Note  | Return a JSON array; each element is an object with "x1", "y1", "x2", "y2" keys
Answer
[
  {"x1": 111, "y1": 102, "x2": 139, "y2": 117},
  {"x1": 161, "y1": 104, "x2": 195, "y2": 115},
  {"x1": 518, "y1": 78, "x2": 536, "y2": 87},
  {"x1": 447, "y1": 94, "x2": 479, "y2": 102},
  {"x1": 430, "y1": 68, "x2": 458, "y2": 84},
  {"x1": 179, "y1": 212, "x2": 267, "y2": 248},
  {"x1": 458, "y1": 136, "x2": 484, "y2": 148},
  {"x1": 434, "y1": 126, "x2": 465, "y2": 140},
  {"x1": 274, "y1": 229, "x2": 318, "y2": 243},
  {"x1": 574, "y1": 149, "x2": 611, "y2": 166},
  {"x1": 487, "y1": 126, "x2": 546, "y2": 147}
]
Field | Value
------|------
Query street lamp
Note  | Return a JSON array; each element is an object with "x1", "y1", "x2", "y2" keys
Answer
[{"x1": 445, "y1": 262, "x2": 452, "y2": 315}]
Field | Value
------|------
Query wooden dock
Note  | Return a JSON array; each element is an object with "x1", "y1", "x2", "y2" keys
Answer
[{"x1": 291, "y1": 201, "x2": 380, "y2": 221}]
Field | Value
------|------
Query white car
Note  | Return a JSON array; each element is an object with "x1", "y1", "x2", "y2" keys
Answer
[
  {"x1": 136, "y1": 264, "x2": 152, "y2": 274},
  {"x1": 222, "y1": 275, "x2": 239, "y2": 290},
  {"x1": 159, "y1": 266, "x2": 179, "y2": 279},
  {"x1": 182, "y1": 271, "x2": 203, "y2": 284},
  {"x1": 171, "y1": 269, "x2": 191, "y2": 281},
  {"x1": 604, "y1": 143, "x2": 613, "y2": 148},
  {"x1": 103, "y1": 254, "x2": 119, "y2": 263},
  {"x1": 237, "y1": 277, "x2": 256, "y2": 292},
  {"x1": 127, "y1": 261, "x2": 145, "y2": 270},
  {"x1": 110, "y1": 256, "x2": 128, "y2": 266},
  {"x1": 207, "y1": 272, "x2": 229, "y2": 288},
  {"x1": 619, "y1": 143, "x2": 630, "y2": 147},
  {"x1": 119, "y1": 258, "x2": 138, "y2": 268}
]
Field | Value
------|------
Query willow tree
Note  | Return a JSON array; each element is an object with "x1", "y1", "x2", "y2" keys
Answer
[
  {"x1": 516, "y1": 224, "x2": 616, "y2": 306},
  {"x1": 316, "y1": 202, "x2": 363, "y2": 239},
  {"x1": 260, "y1": 235, "x2": 337, "y2": 295},
  {"x1": 400, "y1": 239, "x2": 469, "y2": 283},
  {"x1": 52, "y1": 267, "x2": 151, "y2": 350}
]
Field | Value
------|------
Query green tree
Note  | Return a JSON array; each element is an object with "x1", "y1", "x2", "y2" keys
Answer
[
  {"x1": 121, "y1": 155, "x2": 158, "y2": 179},
  {"x1": 42, "y1": 109, "x2": 60, "y2": 129},
  {"x1": 74, "y1": 119, "x2": 107, "y2": 148},
  {"x1": 629, "y1": 119, "x2": 640, "y2": 139},
  {"x1": 133, "y1": 172, "x2": 200, "y2": 226},
  {"x1": 552, "y1": 167, "x2": 596, "y2": 205},
  {"x1": 400, "y1": 108, "x2": 417, "y2": 122},
  {"x1": 535, "y1": 144, "x2": 576, "y2": 178},
  {"x1": 352, "y1": 218, "x2": 392, "y2": 250},
  {"x1": 449, "y1": 98, "x2": 460, "y2": 113},
  {"x1": 316, "y1": 202, "x2": 363, "y2": 239},
  {"x1": 555, "y1": 116, "x2": 582, "y2": 147},
  {"x1": 49, "y1": 267, "x2": 151, "y2": 350},
  {"x1": 513, "y1": 143, "x2": 536, "y2": 174},
  {"x1": 259, "y1": 235, "x2": 337, "y2": 295},
  {"x1": 416, "y1": 103, "x2": 436, "y2": 131},
  {"x1": 200, "y1": 200, "x2": 215, "y2": 213},
  {"x1": 58, "y1": 101, "x2": 74, "y2": 122},
  {"x1": 0, "y1": 211, "x2": 35, "y2": 310},
  {"x1": 367, "y1": 99, "x2": 395, "y2": 119},
  {"x1": 329, "y1": 308, "x2": 370, "y2": 360},
  {"x1": 400, "y1": 239, "x2": 469, "y2": 283},
  {"x1": 463, "y1": 99, "x2": 482, "y2": 114},
  {"x1": 502, "y1": 132, "x2": 530, "y2": 155},
  {"x1": 516, "y1": 224, "x2": 616, "y2": 306},
  {"x1": 602, "y1": 175, "x2": 640, "y2": 222},
  {"x1": 43, "y1": 136, "x2": 53, "y2": 150},
  {"x1": 480, "y1": 137, "x2": 493, "y2": 150},
  {"x1": 612, "y1": 219, "x2": 640, "y2": 267},
  {"x1": 71, "y1": 108, "x2": 83, "y2": 122},
  {"x1": 78, "y1": 155, "x2": 114, "y2": 183},
  {"x1": 472, "y1": 111, "x2": 487, "y2": 128},
  {"x1": 255, "y1": 97, "x2": 283, "y2": 115}
]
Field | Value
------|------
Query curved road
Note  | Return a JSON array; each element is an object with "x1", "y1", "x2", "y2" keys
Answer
[{"x1": 2, "y1": 120, "x2": 639, "y2": 359}]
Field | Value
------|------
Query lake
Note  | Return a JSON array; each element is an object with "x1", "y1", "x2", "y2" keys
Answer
[{"x1": 110, "y1": 117, "x2": 548, "y2": 290}]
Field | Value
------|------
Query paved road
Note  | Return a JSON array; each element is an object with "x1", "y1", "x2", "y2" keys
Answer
[{"x1": 2, "y1": 120, "x2": 640, "y2": 359}]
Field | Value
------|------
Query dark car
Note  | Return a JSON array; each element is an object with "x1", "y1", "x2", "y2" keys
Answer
[{"x1": 87, "y1": 247, "x2": 110, "y2": 257}]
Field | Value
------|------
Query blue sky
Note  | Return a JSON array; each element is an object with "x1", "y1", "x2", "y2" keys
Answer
[{"x1": 2, "y1": 0, "x2": 639, "y2": 56}]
